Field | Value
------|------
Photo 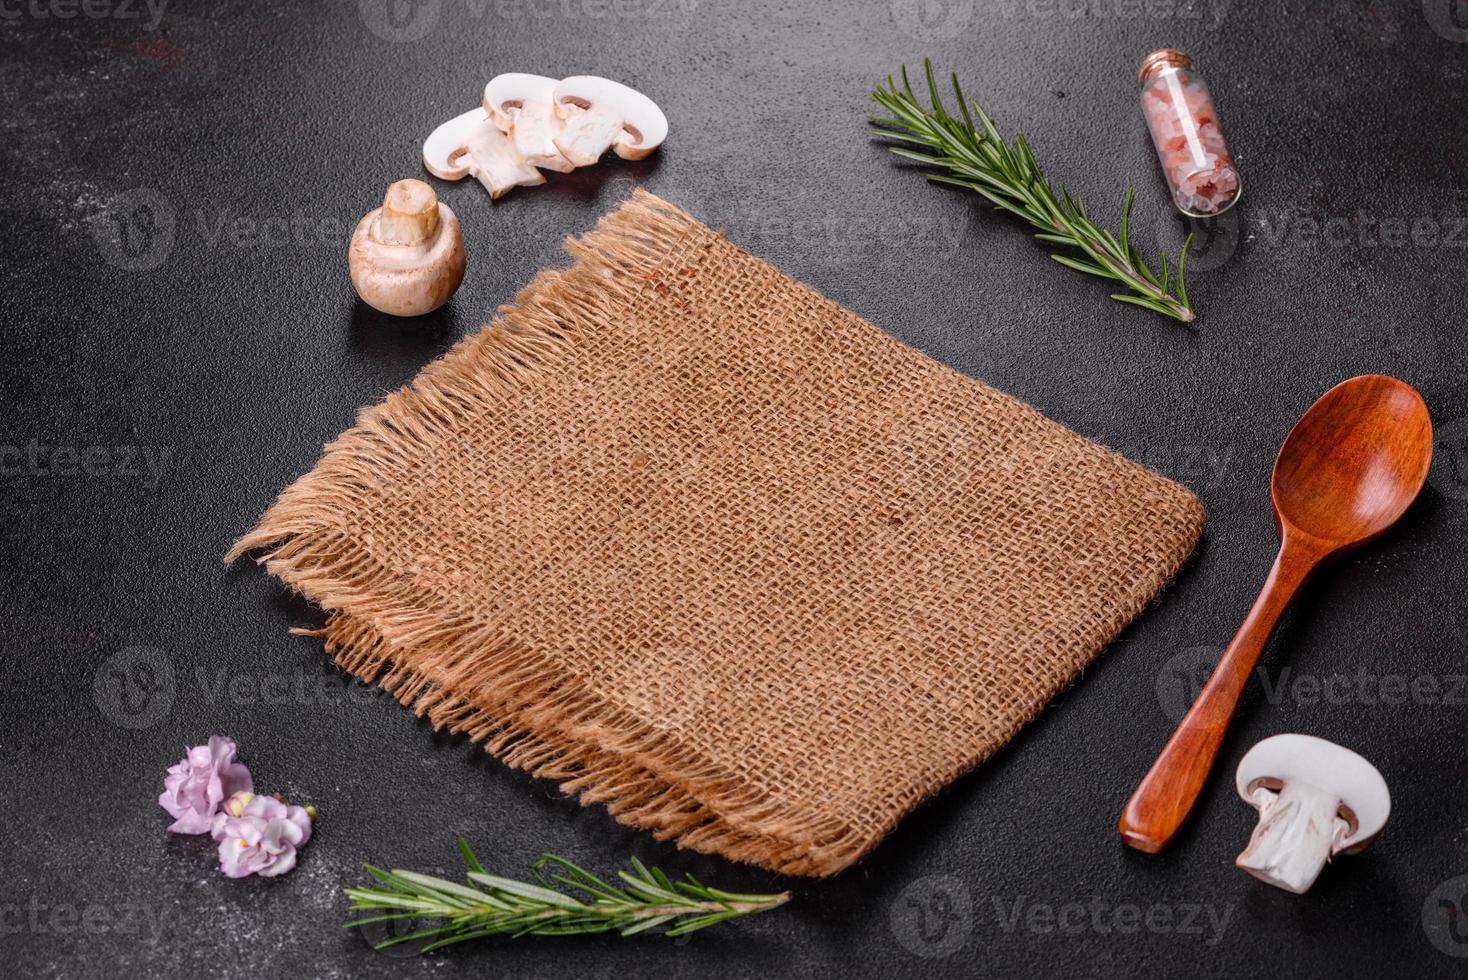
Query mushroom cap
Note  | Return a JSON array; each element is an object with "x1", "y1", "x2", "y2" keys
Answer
[
  {"x1": 483, "y1": 72, "x2": 559, "y2": 132},
  {"x1": 422, "y1": 108, "x2": 491, "y2": 181},
  {"x1": 348, "y1": 200, "x2": 465, "y2": 317},
  {"x1": 551, "y1": 75, "x2": 668, "y2": 158},
  {"x1": 1235, "y1": 733, "x2": 1390, "y2": 852}
]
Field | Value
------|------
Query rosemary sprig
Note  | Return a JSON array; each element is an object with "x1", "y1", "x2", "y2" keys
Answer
[
  {"x1": 344, "y1": 838, "x2": 790, "y2": 951},
  {"x1": 870, "y1": 61, "x2": 1195, "y2": 323}
]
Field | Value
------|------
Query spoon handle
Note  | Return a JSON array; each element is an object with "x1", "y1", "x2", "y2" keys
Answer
[{"x1": 1118, "y1": 540, "x2": 1320, "y2": 853}]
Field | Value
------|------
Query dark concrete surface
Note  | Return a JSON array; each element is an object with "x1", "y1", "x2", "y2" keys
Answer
[{"x1": 3, "y1": 1, "x2": 1468, "y2": 976}]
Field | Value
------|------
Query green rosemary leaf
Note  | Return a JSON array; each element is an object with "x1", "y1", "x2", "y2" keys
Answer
[
  {"x1": 532, "y1": 854, "x2": 632, "y2": 904},
  {"x1": 389, "y1": 871, "x2": 491, "y2": 907},
  {"x1": 1051, "y1": 254, "x2": 1114, "y2": 279},
  {"x1": 617, "y1": 872, "x2": 688, "y2": 905},
  {"x1": 1059, "y1": 185, "x2": 1083, "y2": 219},
  {"x1": 973, "y1": 103, "x2": 1005, "y2": 155},
  {"x1": 1096, "y1": 229, "x2": 1128, "y2": 265},
  {"x1": 1133, "y1": 252, "x2": 1159, "y2": 287},
  {"x1": 346, "y1": 845, "x2": 790, "y2": 952},
  {"x1": 691, "y1": 884, "x2": 789, "y2": 905},
  {"x1": 344, "y1": 890, "x2": 449, "y2": 912},
  {"x1": 1120, "y1": 187, "x2": 1135, "y2": 257},
  {"x1": 419, "y1": 927, "x2": 508, "y2": 952},
  {"x1": 467, "y1": 873, "x2": 589, "y2": 910},
  {"x1": 1109, "y1": 293, "x2": 1188, "y2": 320},
  {"x1": 867, "y1": 129, "x2": 937, "y2": 149},
  {"x1": 373, "y1": 923, "x2": 461, "y2": 949},
  {"x1": 870, "y1": 63, "x2": 1196, "y2": 323},
  {"x1": 363, "y1": 865, "x2": 417, "y2": 893},
  {"x1": 522, "y1": 923, "x2": 608, "y2": 938},
  {"x1": 456, "y1": 837, "x2": 487, "y2": 875},
  {"x1": 620, "y1": 913, "x2": 681, "y2": 936},
  {"x1": 951, "y1": 72, "x2": 975, "y2": 130},
  {"x1": 665, "y1": 910, "x2": 743, "y2": 936},
  {"x1": 650, "y1": 866, "x2": 679, "y2": 894},
  {"x1": 885, "y1": 146, "x2": 946, "y2": 166},
  {"x1": 342, "y1": 913, "x2": 428, "y2": 930},
  {"x1": 924, "y1": 59, "x2": 946, "y2": 118},
  {"x1": 1176, "y1": 233, "x2": 1193, "y2": 310}
]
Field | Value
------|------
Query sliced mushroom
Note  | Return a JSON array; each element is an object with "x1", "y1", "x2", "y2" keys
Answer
[
  {"x1": 422, "y1": 107, "x2": 545, "y2": 199},
  {"x1": 484, "y1": 73, "x2": 574, "y2": 174},
  {"x1": 1234, "y1": 734, "x2": 1390, "y2": 894},
  {"x1": 551, "y1": 75, "x2": 668, "y2": 165},
  {"x1": 349, "y1": 179, "x2": 465, "y2": 317}
]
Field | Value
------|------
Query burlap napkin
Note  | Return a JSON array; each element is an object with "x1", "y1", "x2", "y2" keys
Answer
[{"x1": 230, "y1": 190, "x2": 1203, "y2": 877}]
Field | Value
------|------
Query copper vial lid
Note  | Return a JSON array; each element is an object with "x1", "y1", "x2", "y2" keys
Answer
[{"x1": 1139, "y1": 48, "x2": 1193, "y2": 84}]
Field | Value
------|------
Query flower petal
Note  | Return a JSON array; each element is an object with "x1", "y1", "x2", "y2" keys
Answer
[{"x1": 257, "y1": 848, "x2": 297, "y2": 877}]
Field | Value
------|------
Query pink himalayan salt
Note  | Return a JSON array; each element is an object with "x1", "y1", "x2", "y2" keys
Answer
[{"x1": 1141, "y1": 68, "x2": 1239, "y2": 216}]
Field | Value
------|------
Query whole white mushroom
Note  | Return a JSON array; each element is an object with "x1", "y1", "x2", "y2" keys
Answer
[
  {"x1": 348, "y1": 179, "x2": 465, "y2": 317},
  {"x1": 1234, "y1": 734, "x2": 1390, "y2": 894}
]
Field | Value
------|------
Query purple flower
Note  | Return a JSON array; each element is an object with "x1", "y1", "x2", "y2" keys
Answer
[
  {"x1": 158, "y1": 736, "x2": 253, "y2": 835},
  {"x1": 210, "y1": 792, "x2": 314, "y2": 878}
]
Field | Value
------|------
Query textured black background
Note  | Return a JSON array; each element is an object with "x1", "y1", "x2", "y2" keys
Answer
[{"x1": 4, "y1": 0, "x2": 1468, "y2": 976}]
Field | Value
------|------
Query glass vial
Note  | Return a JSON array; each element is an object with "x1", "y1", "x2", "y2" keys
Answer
[{"x1": 1139, "y1": 49, "x2": 1240, "y2": 218}]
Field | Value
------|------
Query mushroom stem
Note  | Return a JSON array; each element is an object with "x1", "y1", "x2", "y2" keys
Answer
[
  {"x1": 554, "y1": 103, "x2": 625, "y2": 167},
  {"x1": 375, "y1": 179, "x2": 440, "y2": 246},
  {"x1": 1235, "y1": 782, "x2": 1350, "y2": 894},
  {"x1": 466, "y1": 123, "x2": 546, "y2": 198},
  {"x1": 511, "y1": 101, "x2": 574, "y2": 172}
]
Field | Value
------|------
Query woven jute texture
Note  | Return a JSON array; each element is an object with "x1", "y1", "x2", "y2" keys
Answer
[{"x1": 230, "y1": 190, "x2": 1204, "y2": 877}]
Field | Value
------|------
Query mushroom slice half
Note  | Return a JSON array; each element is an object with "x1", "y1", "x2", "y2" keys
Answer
[
  {"x1": 484, "y1": 73, "x2": 574, "y2": 174},
  {"x1": 422, "y1": 107, "x2": 545, "y2": 200},
  {"x1": 551, "y1": 75, "x2": 668, "y2": 165},
  {"x1": 1234, "y1": 734, "x2": 1391, "y2": 894}
]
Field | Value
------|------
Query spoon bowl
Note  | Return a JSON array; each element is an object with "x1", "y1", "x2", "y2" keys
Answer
[
  {"x1": 1119, "y1": 375, "x2": 1432, "y2": 853},
  {"x1": 1271, "y1": 375, "x2": 1433, "y2": 548}
]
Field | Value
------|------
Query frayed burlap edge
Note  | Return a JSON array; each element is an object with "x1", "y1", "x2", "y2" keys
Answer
[{"x1": 228, "y1": 189, "x2": 1203, "y2": 877}]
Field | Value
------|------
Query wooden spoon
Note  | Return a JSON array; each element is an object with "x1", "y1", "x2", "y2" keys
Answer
[{"x1": 1119, "y1": 375, "x2": 1432, "y2": 853}]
